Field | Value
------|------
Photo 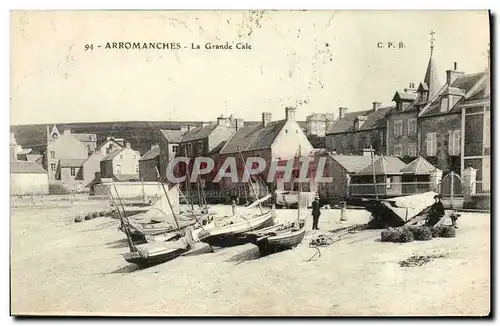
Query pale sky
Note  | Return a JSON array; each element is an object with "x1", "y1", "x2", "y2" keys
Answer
[{"x1": 10, "y1": 10, "x2": 490, "y2": 125}]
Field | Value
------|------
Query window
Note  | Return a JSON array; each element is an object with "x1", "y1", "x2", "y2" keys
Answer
[
  {"x1": 394, "y1": 144, "x2": 403, "y2": 157},
  {"x1": 133, "y1": 155, "x2": 136, "y2": 159},
  {"x1": 440, "y1": 97, "x2": 449, "y2": 113},
  {"x1": 408, "y1": 119, "x2": 417, "y2": 136},
  {"x1": 484, "y1": 112, "x2": 490, "y2": 147},
  {"x1": 365, "y1": 134, "x2": 371, "y2": 148},
  {"x1": 188, "y1": 143, "x2": 193, "y2": 155},
  {"x1": 50, "y1": 163, "x2": 56, "y2": 172},
  {"x1": 119, "y1": 155, "x2": 123, "y2": 159},
  {"x1": 448, "y1": 130, "x2": 460, "y2": 156},
  {"x1": 70, "y1": 168, "x2": 76, "y2": 176},
  {"x1": 379, "y1": 131, "x2": 385, "y2": 145},
  {"x1": 173, "y1": 145, "x2": 178, "y2": 153},
  {"x1": 116, "y1": 165, "x2": 121, "y2": 174},
  {"x1": 50, "y1": 151, "x2": 55, "y2": 159},
  {"x1": 407, "y1": 143, "x2": 417, "y2": 157},
  {"x1": 426, "y1": 133, "x2": 437, "y2": 156},
  {"x1": 386, "y1": 177, "x2": 392, "y2": 189},
  {"x1": 87, "y1": 145, "x2": 91, "y2": 152},
  {"x1": 394, "y1": 120, "x2": 403, "y2": 137},
  {"x1": 136, "y1": 165, "x2": 139, "y2": 173},
  {"x1": 198, "y1": 141, "x2": 204, "y2": 153}
]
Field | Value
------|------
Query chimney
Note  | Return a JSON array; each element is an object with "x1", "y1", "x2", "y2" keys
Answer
[
  {"x1": 235, "y1": 118, "x2": 244, "y2": 131},
  {"x1": 372, "y1": 102, "x2": 381, "y2": 112},
  {"x1": 285, "y1": 107, "x2": 296, "y2": 121},
  {"x1": 151, "y1": 143, "x2": 159, "y2": 151},
  {"x1": 262, "y1": 112, "x2": 272, "y2": 127},
  {"x1": 217, "y1": 116, "x2": 230, "y2": 127},
  {"x1": 446, "y1": 62, "x2": 464, "y2": 84},
  {"x1": 125, "y1": 142, "x2": 131, "y2": 149},
  {"x1": 339, "y1": 107, "x2": 348, "y2": 119},
  {"x1": 63, "y1": 129, "x2": 71, "y2": 135}
]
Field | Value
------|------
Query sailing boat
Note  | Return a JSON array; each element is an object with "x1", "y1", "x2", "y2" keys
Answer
[
  {"x1": 245, "y1": 146, "x2": 307, "y2": 256},
  {"x1": 197, "y1": 147, "x2": 274, "y2": 247},
  {"x1": 123, "y1": 169, "x2": 214, "y2": 243},
  {"x1": 107, "y1": 181, "x2": 191, "y2": 268}
]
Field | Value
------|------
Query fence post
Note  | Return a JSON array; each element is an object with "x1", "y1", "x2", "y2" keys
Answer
[
  {"x1": 450, "y1": 171, "x2": 455, "y2": 210},
  {"x1": 462, "y1": 167, "x2": 477, "y2": 205}
]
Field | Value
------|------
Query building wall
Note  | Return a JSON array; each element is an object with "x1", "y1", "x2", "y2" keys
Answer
[
  {"x1": 139, "y1": 157, "x2": 160, "y2": 181},
  {"x1": 10, "y1": 173, "x2": 49, "y2": 195},
  {"x1": 462, "y1": 103, "x2": 490, "y2": 190},
  {"x1": 326, "y1": 128, "x2": 386, "y2": 156},
  {"x1": 46, "y1": 133, "x2": 88, "y2": 181},
  {"x1": 83, "y1": 152, "x2": 106, "y2": 188},
  {"x1": 316, "y1": 156, "x2": 349, "y2": 202},
  {"x1": 99, "y1": 139, "x2": 123, "y2": 155},
  {"x1": 271, "y1": 119, "x2": 314, "y2": 160},
  {"x1": 419, "y1": 113, "x2": 461, "y2": 175},
  {"x1": 386, "y1": 110, "x2": 418, "y2": 157},
  {"x1": 60, "y1": 167, "x2": 84, "y2": 190},
  {"x1": 80, "y1": 140, "x2": 97, "y2": 154},
  {"x1": 112, "y1": 148, "x2": 140, "y2": 175},
  {"x1": 207, "y1": 125, "x2": 234, "y2": 153}
]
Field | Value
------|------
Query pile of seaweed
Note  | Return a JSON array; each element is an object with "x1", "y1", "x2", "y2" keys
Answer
[
  {"x1": 399, "y1": 253, "x2": 449, "y2": 267},
  {"x1": 74, "y1": 209, "x2": 118, "y2": 223}
]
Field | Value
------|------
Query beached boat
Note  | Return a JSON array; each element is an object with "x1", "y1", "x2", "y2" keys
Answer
[
  {"x1": 246, "y1": 146, "x2": 308, "y2": 255},
  {"x1": 246, "y1": 219, "x2": 306, "y2": 255},
  {"x1": 197, "y1": 210, "x2": 274, "y2": 247},
  {"x1": 122, "y1": 237, "x2": 191, "y2": 268}
]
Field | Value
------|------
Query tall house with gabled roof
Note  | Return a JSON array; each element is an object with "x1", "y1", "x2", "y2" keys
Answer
[{"x1": 386, "y1": 31, "x2": 441, "y2": 161}]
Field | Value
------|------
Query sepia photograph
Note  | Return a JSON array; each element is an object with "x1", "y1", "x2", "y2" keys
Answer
[{"x1": 9, "y1": 10, "x2": 491, "y2": 316}]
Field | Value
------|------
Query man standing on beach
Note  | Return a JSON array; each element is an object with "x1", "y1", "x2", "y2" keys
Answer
[{"x1": 311, "y1": 195, "x2": 321, "y2": 230}]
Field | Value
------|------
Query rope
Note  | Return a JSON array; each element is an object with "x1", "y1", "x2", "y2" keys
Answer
[{"x1": 307, "y1": 232, "x2": 335, "y2": 261}]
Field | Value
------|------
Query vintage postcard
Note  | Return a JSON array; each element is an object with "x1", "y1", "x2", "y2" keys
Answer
[{"x1": 10, "y1": 10, "x2": 490, "y2": 316}]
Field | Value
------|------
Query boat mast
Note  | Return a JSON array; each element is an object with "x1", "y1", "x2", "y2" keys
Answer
[
  {"x1": 237, "y1": 145, "x2": 263, "y2": 214},
  {"x1": 155, "y1": 167, "x2": 181, "y2": 233},
  {"x1": 297, "y1": 145, "x2": 302, "y2": 221},
  {"x1": 109, "y1": 182, "x2": 136, "y2": 253},
  {"x1": 370, "y1": 145, "x2": 379, "y2": 201}
]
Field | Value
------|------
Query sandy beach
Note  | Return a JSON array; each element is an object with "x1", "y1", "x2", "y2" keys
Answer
[{"x1": 10, "y1": 201, "x2": 490, "y2": 316}]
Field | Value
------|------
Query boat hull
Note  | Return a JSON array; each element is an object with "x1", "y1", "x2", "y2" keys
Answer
[
  {"x1": 247, "y1": 222, "x2": 307, "y2": 256},
  {"x1": 199, "y1": 213, "x2": 274, "y2": 247},
  {"x1": 123, "y1": 246, "x2": 189, "y2": 268}
]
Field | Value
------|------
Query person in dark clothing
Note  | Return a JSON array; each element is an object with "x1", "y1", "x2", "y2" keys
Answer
[
  {"x1": 426, "y1": 195, "x2": 445, "y2": 227},
  {"x1": 311, "y1": 195, "x2": 321, "y2": 230}
]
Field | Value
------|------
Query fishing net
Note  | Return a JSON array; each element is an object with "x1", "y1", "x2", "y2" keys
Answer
[
  {"x1": 397, "y1": 229, "x2": 414, "y2": 243},
  {"x1": 408, "y1": 226, "x2": 433, "y2": 241},
  {"x1": 440, "y1": 225, "x2": 456, "y2": 238}
]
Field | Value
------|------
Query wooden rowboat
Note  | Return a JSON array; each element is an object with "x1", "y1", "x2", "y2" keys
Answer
[
  {"x1": 122, "y1": 239, "x2": 190, "y2": 268},
  {"x1": 246, "y1": 219, "x2": 307, "y2": 256},
  {"x1": 197, "y1": 211, "x2": 274, "y2": 247}
]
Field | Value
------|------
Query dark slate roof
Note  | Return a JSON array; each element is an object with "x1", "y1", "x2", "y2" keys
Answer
[
  {"x1": 59, "y1": 159, "x2": 86, "y2": 167},
  {"x1": 325, "y1": 106, "x2": 394, "y2": 135},
  {"x1": 356, "y1": 156, "x2": 406, "y2": 175},
  {"x1": 73, "y1": 133, "x2": 97, "y2": 142},
  {"x1": 101, "y1": 148, "x2": 125, "y2": 161},
  {"x1": 420, "y1": 72, "x2": 487, "y2": 117},
  {"x1": 139, "y1": 146, "x2": 160, "y2": 161},
  {"x1": 160, "y1": 129, "x2": 185, "y2": 143},
  {"x1": 400, "y1": 156, "x2": 436, "y2": 174},
  {"x1": 393, "y1": 91, "x2": 418, "y2": 102},
  {"x1": 328, "y1": 154, "x2": 374, "y2": 173},
  {"x1": 11, "y1": 161, "x2": 47, "y2": 174},
  {"x1": 26, "y1": 154, "x2": 42, "y2": 162},
  {"x1": 208, "y1": 141, "x2": 227, "y2": 155},
  {"x1": 219, "y1": 120, "x2": 286, "y2": 154},
  {"x1": 180, "y1": 124, "x2": 219, "y2": 142}
]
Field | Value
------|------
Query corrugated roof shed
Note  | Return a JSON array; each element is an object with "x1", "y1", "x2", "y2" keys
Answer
[
  {"x1": 139, "y1": 146, "x2": 160, "y2": 161},
  {"x1": 219, "y1": 120, "x2": 286, "y2": 154},
  {"x1": 181, "y1": 124, "x2": 218, "y2": 142},
  {"x1": 328, "y1": 154, "x2": 374, "y2": 173},
  {"x1": 11, "y1": 161, "x2": 47, "y2": 174},
  {"x1": 356, "y1": 156, "x2": 406, "y2": 175},
  {"x1": 326, "y1": 106, "x2": 393, "y2": 135},
  {"x1": 400, "y1": 156, "x2": 436, "y2": 174},
  {"x1": 160, "y1": 129, "x2": 185, "y2": 143},
  {"x1": 59, "y1": 159, "x2": 86, "y2": 167}
]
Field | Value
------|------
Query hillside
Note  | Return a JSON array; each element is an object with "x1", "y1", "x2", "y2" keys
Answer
[{"x1": 10, "y1": 120, "x2": 308, "y2": 156}]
